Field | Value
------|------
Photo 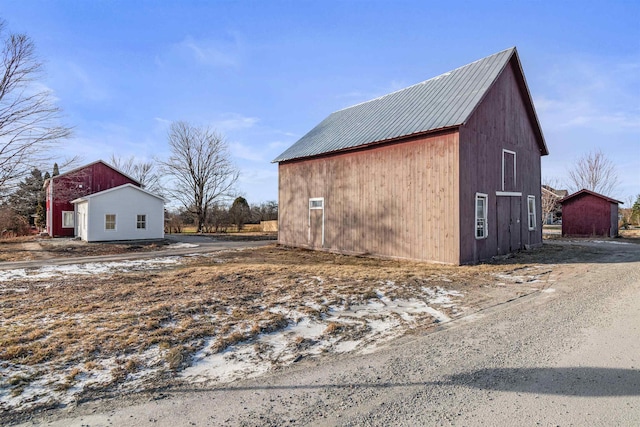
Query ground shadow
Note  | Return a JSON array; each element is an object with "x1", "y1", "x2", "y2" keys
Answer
[
  {"x1": 488, "y1": 239, "x2": 640, "y2": 266},
  {"x1": 446, "y1": 367, "x2": 640, "y2": 397},
  {"x1": 145, "y1": 367, "x2": 639, "y2": 399}
]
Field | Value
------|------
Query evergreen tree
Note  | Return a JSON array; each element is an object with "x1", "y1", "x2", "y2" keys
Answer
[
  {"x1": 7, "y1": 168, "x2": 45, "y2": 225},
  {"x1": 632, "y1": 195, "x2": 640, "y2": 225},
  {"x1": 52, "y1": 163, "x2": 60, "y2": 176},
  {"x1": 229, "y1": 197, "x2": 250, "y2": 231}
]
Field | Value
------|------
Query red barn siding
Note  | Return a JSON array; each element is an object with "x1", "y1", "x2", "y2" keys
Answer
[
  {"x1": 562, "y1": 193, "x2": 619, "y2": 237},
  {"x1": 46, "y1": 161, "x2": 139, "y2": 237},
  {"x1": 458, "y1": 61, "x2": 543, "y2": 263}
]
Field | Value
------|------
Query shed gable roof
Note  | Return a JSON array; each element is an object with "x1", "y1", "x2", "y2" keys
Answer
[
  {"x1": 71, "y1": 183, "x2": 165, "y2": 204},
  {"x1": 559, "y1": 189, "x2": 622, "y2": 205},
  {"x1": 274, "y1": 47, "x2": 547, "y2": 163}
]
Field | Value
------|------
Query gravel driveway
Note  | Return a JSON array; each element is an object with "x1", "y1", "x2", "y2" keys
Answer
[{"x1": 15, "y1": 240, "x2": 640, "y2": 426}]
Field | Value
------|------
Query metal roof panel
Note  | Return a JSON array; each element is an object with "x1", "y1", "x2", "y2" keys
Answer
[{"x1": 273, "y1": 48, "x2": 516, "y2": 163}]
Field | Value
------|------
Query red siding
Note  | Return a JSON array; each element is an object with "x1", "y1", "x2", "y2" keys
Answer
[
  {"x1": 46, "y1": 162, "x2": 139, "y2": 237},
  {"x1": 562, "y1": 193, "x2": 617, "y2": 237},
  {"x1": 458, "y1": 60, "x2": 544, "y2": 263}
]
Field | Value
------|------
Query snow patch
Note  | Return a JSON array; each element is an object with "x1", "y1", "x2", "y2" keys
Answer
[{"x1": 0, "y1": 257, "x2": 181, "y2": 282}]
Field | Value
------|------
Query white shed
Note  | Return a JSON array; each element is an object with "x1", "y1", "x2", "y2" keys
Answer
[{"x1": 71, "y1": 184, "x2": 165, "y2": 242}]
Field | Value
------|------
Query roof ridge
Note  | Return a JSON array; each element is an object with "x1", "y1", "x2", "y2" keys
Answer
[{"x1": 334, "y1": 47, "x2": 516, "y2": 113}]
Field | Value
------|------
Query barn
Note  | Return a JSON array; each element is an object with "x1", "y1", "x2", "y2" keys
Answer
[
  {"x1": 560, "y1": 189, "x2": 621, "y2": 238},
  {"x1": 273, "y1": 47, "x2": 548, "y2": 264},
  {"x1": 45, "y1": 160, "x2": 141, "y2": 237},
  {"x1": 72, "y1": 184, "x2": 165, "y2": 242}
]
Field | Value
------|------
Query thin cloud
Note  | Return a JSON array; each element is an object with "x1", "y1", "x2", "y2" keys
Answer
[
  {"x1": 65, "y1": 62, "x2": 110, "y2": 101},
  {"x1": 212, "y1": 113, "x2": 259, "y2": 132},
  {"x1": 166, "y1": 34, "x2": 243, "y2": 69},
  {"x1": 230, "y1": 141, "x2": 265, "y2": 163},
  {"x1": 231, "y1": 139, "x2": 290, "y2": 163},
  {"x1": 336, "y1": 79, "x2": 410, "y2": 107},
  {"x1": 535, "y1": 55, "x2": 640, "y2": 132}
]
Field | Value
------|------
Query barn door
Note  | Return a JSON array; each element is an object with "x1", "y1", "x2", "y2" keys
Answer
[
  {"x1": 497, "y1": 196, "x2": 521, "y2": 255},
  {"x1": 308, "y1": 198, "x2": 324, "y2": 247}
]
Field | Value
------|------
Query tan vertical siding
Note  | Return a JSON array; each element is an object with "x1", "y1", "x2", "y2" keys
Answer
[{"x1": 278, "y1": 131, "x2": 460, "y2": 264}]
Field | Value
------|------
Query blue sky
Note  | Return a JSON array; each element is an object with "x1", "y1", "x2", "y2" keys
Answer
[{"x1": 2, "y1": 0, "x2": 639, "y2": 206}]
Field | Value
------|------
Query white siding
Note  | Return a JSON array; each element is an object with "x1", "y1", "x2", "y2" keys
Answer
[{"x1": 81, "y1": 185, "x2": 164, "y2": 242}]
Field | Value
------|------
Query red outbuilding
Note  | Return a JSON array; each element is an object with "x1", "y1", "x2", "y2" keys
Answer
[
  {"x1": 559, "y1": 189, "x2": 622, "y2": 238},
  {"x1": 44, "y1": 160, "x2": 140, "y2": 237}
]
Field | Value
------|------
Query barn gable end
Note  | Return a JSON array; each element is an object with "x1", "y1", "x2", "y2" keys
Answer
[{"x1": 458, "y1": 54, "x2": 546, "y2": 262}]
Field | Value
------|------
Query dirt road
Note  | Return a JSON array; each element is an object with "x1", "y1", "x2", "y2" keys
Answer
[{"x1": 16, "y1": 240, "x2": 640, "y2": 426}]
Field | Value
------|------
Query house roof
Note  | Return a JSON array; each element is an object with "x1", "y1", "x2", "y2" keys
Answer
[
  {"x1": 542, "y1": 185, "x2": 568, "y2": 198},
  {"x1": 71, "y1": 183, "x2": 165, "y2": 204},
  {"x1": 559, "y1": 189, "x2": 622, "y2": 205},
  {"x1": 43, "y1": 160, "x2": 141, "y2": 187},
  {"x1": 273, "y1": 47, "x2": 547, "y2": 163}
]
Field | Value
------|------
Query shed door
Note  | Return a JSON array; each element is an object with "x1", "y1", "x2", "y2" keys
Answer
[
  {"x1": 308, "y1": 198, "x2": 324, "y2": 248},
  {"x1": 497, "y1": 196, "x2": 521, "y2": 255}
]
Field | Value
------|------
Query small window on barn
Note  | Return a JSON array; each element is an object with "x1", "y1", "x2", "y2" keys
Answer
[
  {"x1": 527, "y1": 196, "x2": 536, "y2": 230},
  {"x1": 105, "y1": 214, "x2": 116, "y2": 230},
  {"x1": 475, "y1": 193, "x2": 488, "y2": 239},
  {"x1": 309, "y1": 198, "x2": 324, "y2": 209},
  {"x1": 62, "y1": 211, "x2": 74, "y2": 228},
  {"x1": 137, "y1": 214, "x2": 146, "y2": 229},
  {"x1": 502, "y1": 149, "x2": 516, "y2": 191}
]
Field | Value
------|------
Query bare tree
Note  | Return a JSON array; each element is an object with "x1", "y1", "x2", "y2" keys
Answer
[
  {"x1": 0, "y1": 20, "x2": 71, "y2": 196},
  {"x1": 109, "y1": 154, "x2": 162, "y2": 195},
  {"x1": 567, "y1": 150, "x2": 619, "y2": 196},
  {"x1": 159, "y1": 121, "x2": 239, "y2": 232},
  {"x1": 541, "y1": 177, "x2": 563, "y2": 225}
]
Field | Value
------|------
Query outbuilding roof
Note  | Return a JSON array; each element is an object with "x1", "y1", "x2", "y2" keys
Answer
[
  {"x1": 559, "y1": 189, "x2": 622, "y2": 205},
  {"x1": 71, "y1": 183, "x2": 165, "y2": 203},
  {"x1": 274, "y1": 47, "x2": 547, "y2": 163}
]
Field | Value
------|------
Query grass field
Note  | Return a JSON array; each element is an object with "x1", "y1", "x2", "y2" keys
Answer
[{"x1": 0, "y1": 243, "x2": 562, "y2": 417}]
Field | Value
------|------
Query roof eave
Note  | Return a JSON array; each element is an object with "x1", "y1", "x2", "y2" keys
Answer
[
  {"x1": 559, "y1": 189, "x2": 623, "y2": 205},
  {"x1": 274, "y1": 126, "x2": 460, "y2": 164}
]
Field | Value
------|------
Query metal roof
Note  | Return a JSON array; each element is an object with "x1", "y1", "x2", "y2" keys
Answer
[
  {"x1": 273, "y1": 48, "x2": 519, "y2": 163},
  {"x1": 559, "y1": 189, "x2": 623, "y2": 205}
]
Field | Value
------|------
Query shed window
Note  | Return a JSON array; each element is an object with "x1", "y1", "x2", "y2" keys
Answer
[
  {"x1": 309, "y1": 199, "x2": 324, "y2": 209},
  {"x1": 137, "y1": 214, "x2": 146, "y2": 229},
  {"x1": 475, "y1": 193, "x2": 488, "y2": 239},
  {"x1": 105, "y1": 214, "x2": 116, "y2": 230},
  {"x1": 62, "y1": 211, "x2": 74, "y2": 228},
  {"x1": 527, "y1": 196, "x2": 536, "y2": 230}
]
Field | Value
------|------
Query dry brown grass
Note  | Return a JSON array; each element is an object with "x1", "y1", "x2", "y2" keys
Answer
[
  {"x1": 620, "y1": 228, "x2": 640, "y2": 239},
  {"x1": 0, "y1": 244, "x2": 566, "y2": 412},
  {"x1": 0, "y1": 246, "x2": 540, "y2": 365}
]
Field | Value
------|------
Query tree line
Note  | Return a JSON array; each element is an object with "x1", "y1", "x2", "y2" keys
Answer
[
  {"x1": 165, "y1": 198, "x2": 278, "y2": 234},
  {"x1": 1, "y1": 17, "x2": 636, "y2": 237}
]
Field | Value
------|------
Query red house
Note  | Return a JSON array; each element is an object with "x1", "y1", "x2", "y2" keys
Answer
[
  {"x1": 559, "y1": 189, "x2": 622, "y2": 237},
  {"x1": 44, "y1": 160, "x2": 140, "y2": 237}
]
